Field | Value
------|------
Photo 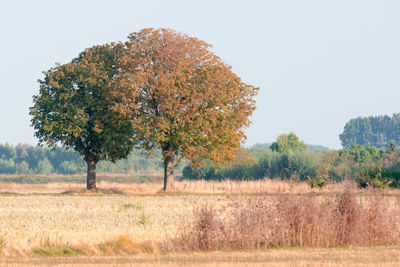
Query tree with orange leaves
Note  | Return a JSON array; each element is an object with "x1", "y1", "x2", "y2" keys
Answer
[{"x1": 122, "y1": 28, "x2": 259, "y2": 190}]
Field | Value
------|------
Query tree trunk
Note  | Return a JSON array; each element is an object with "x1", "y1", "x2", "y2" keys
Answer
[
  {"x1": 86, "y1": 160, "x2": 97, "y2": 190},
  {"x1": 163, "y1": 151, "x2": 175, "y2": 191}
]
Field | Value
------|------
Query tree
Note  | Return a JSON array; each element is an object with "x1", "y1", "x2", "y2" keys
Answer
[
  {"x1": 270, "y1": 133, "x2": 308, "y2": 153},
  {"x1": 339, "y1": 144, "x2": 381, "y2": 164},
  {"x1": 122, "y1": 28, "x2": 259, "y2": 190},
  {"x1": 30, "y1": 44, "x2": 137, "y2": 190},
  {"x1": 340, "y1": 113, "x2": 400, "y2": 148},
  {"x1": 36, "y1": 157, "x2": 54, "y2": 175},
  {"x1": 16, "y1": 161, "x2": 30, "y2": 174}
]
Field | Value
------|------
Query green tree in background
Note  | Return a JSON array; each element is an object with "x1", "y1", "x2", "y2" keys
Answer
[
  {"x1": 0, "y1": 143, "x2": 187, "y2": 175},
  {"x1": 339, "y1": 144, "x2": 381, "y2": 164},
  {"x1": 0, "y1": 158, "x2": 15, "y2": 174},
  {"x1": 15, "y1": 161, "x2": 30, "y2": 174},
  {"x1": 270, "y1": 133, "x2": 308, "y2": 153},
  {"x1": 340, "y1": 113, "x2": 400, "y2": 148},
  {"x1": 29, "y1": 44, "x2": 137, "y2": 190},
  {"x1": 36, "y1": 158, "x2": 53, "y2": 175}
]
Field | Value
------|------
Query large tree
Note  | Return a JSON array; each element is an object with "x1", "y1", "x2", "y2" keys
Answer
[
  {"x1": 121, "y1": 28, "x2": 259, "y2": 190},
  {"x1": 30, "y1": 44, "x2": 137, "y2": 190}
]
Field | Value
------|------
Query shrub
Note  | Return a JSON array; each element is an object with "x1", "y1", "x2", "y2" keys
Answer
[
  {"x1": 165, "y1": 184, "x2": 399, "y2": 251},
  {"x1": 307, "y1": 176, "x2": 327, "y2": 188}
]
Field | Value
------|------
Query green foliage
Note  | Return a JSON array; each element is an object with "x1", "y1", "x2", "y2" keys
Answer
[
  {"x1": 270, "y1": 133, "x2": 308, "y2": 153},
  {"x1": 29, "y1": 44, "x2": 139, "y2": 189},
  {"x1": 307, "y1": 176, "x2": 327, "y2": 188},
  {"x1": 33, "y1": 246, "x2": 84, "y2": 256},
  {"x1": 30, "y1": 44, "x2": 136, "y2": 163},
  {"x1": 139, "y1": 215, "x2": 147, "y2": 225},
  {"x1": 356, "y1": 173, "x2": 392, "y2": 189},
  {"x1": 183, "y1": 148, "x2": 318, "y2": 182},
  {"x1": 0, "y1": 143, "x2": 187, "y2": 176},
  {"x1": 182, "y1": 165, "x2": 224, "y2": 181},
  {"x1": 28, "y1": 29, "x2": 258, "y2": 191},
  {"x1": 182, "y1": 135, "x2": 400, "y2": 189},
  {"x1": 340, "y1": 113, "x2": 400, "y2": 148},
  {"x1": 253, "y1": 150, "x2": 318, "y2": 181},
  {"x1": 36, "y1": 158, "x2": 54, "y2": 175},
  {"x1": 59, "y1": 161, "x2": 81, "y2": 175},
  {"x1": 356, "y1": 165, "x2": 400, "y2": 188},
  {"x1": 0, "y1": 158, "x2": 15, "y2": 174},
  {"x1": 386, "y1": 139, "x2": 398, "y2": 153},
  {"x1": 33, "y1": 238, "x2": 84, "y2": 256},
  {"x1": 379, "y1": 168, "x2": 400, "y2": 188},
  {"x1": 339, "y1": 144, "x2": 382, "y2": 164},
  {"x1": 0, "y1": 174, "x2": 164, "y2": 184},
  {"x1": 15, "y1": 161, "x2": 30, "y2": 174},
  {"x1": 121, "y1": 203, "x2": 143, "y2": 211}
]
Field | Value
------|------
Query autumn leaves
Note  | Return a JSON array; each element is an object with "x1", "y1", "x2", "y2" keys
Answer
[{"x1": 30, "y1": 28, "x2": 259, "y2": 190}]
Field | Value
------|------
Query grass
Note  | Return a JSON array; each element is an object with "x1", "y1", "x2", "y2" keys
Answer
[
  {"x1": 165, "y1": 183, "x2": 399, "y2": 251},
  {"x1": 97, "y1": 237, "x2": 158, "y2": 255},
  {"x1": 122, "y1": 203, "x2": 143, "y2": 210},
  {"x1": 33, "y1": 246, "x2": 83, "y2": 257},
  {"x1": 4, "y1": 176, "x2": 400, "y2": 196},
  {"x1": 139, "y1": 215, "x2": 147, "y2": 225},
  {"x1": 0, "y1": 193, "x2": 208, "y2": 256},
  {"x1": 0, "y1": 179, "x2": 398, "y2": 260},
  {"x1": 118, "y1": 203, "x2": 143, "y2": 213}
]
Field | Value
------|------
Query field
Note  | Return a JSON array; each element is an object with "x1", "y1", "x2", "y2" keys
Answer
[{"x1": 0, "y1": 178, "x2": 399, "y2": 266}]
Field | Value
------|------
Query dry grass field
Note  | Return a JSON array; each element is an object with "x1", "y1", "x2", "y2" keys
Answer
[
  {"x1": 0, "y1": 193, "x2": 208, "y2": 255},
  {"x1": 0, "y1": 179, "x2": 399, "y2": 265},
  {"x1": 3, "y1": 177, "x2": 400, "y2": 195}
]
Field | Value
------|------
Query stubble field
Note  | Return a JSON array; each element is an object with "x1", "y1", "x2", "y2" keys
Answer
[{"x1": 0, "y1": 179, "x2": 399, "y2": 266}]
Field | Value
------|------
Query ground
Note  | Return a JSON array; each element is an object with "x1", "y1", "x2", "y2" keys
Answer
[
  {"x1": 0, "y1": 180, "x2": 398, "y2": 266},
  {"x1": 1, "y1": 247, "x2": 400, "y2": 266}
]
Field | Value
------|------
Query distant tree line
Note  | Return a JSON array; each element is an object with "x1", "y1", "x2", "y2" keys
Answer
[
  {"x1": 183, "y1": 149, "x2": 321, "y2": 182},
  {"x1": 4, "y1": 131, "x2": 400, "y2": 188},
  {"x1": 249, "y1": 142, "x2": 330, "y2": 152},
  {"x1": 340, "y1": 113, "x2": 400, "y2": 148},
  {"x1": 183, "y1": 133, "x2": 400, "y2": 188},
  {"x1": 0, "y1": 143, "x2": 187, "y2": 175},
  {"x1": 183, "y1": 133, "x2": 320, "y2": 181}
]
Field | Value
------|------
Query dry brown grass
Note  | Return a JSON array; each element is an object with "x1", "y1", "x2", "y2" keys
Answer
[
  {"x1": 165, "y1": 182, "x2": 400, "y2": 251},
  {"x1": 0, "y1": 193, "x2": 230, "y2": 256},
  {"x1": 2, "y1": 178, "x2": 400, "y2": 196},
  {"x1": 0, "y1": 180, "x2": 398, "y2": 257}
]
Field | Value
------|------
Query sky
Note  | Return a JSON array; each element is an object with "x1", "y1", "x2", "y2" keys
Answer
[{"x1": 0, "y1": 0, "x2": 399, "y2": 149}]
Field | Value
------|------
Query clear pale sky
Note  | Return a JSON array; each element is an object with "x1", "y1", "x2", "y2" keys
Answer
[{"x1": 1, "y1": 0, "x2": 399, "y2": 149}]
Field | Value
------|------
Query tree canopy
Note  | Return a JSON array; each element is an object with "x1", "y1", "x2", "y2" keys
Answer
[
  {"x1": 270, "y1": 133, "x2": 308, "y2": 153},
  {"x1": 121, "y1": 28, "x2": 259, "y2": 190},
  {"x1": 29, "y1": 44, "x2": 137, "y2": 189},
  {"x1": 339, "y1": 144, "x2": 381, "y2": 164},
  {"x1": 340, "y1": 113, "x2": 400, "y2": 148},
  {"x1": 29, "y1": 28, "x2": 258, "y2": 190}
]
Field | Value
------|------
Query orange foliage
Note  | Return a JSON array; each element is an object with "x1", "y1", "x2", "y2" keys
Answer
[{"x1": 121, "y1": 28, "x2": 259, "y2": 171}]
